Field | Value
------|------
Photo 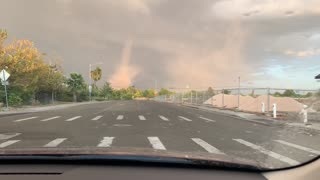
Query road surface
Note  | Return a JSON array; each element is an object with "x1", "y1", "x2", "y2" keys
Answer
[{"x1": 0, "y1": 100, "x2": 319, "y2": 168}]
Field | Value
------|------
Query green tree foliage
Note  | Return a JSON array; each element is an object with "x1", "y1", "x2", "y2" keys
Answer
[
  {"x1": 66, "y1": 73, "x2": 86, "y2": 102},
  {"x1": 99, "y1": 82, "x2": 113, "y2": 100},
  {"x1": 158, "y1": 88, "x2": 173, "y2": 96},
  {"x1": 143, "y1": 89, "x2": 156, "y2": 98}
]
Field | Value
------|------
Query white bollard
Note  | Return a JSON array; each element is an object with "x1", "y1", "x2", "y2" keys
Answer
[
  {"x1": 273, "y1": 103, "x2": 277, "y2": 118},
  {"x1": 300, "y1": 105, "x2": 308, "y2": 124},
  {"x1": 261, "y1": 102, "x2": 265, "y2": 113}
]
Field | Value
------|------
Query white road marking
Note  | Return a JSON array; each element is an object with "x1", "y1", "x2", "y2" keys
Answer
[
  {"x1": 199, "y1": 116, "x2": 216, "y2": 122},
  {"x1": 275, "y1": 140, "x2": 320, "y2": 154},
  {"x1": 0, "y1": 140, "x2": 20, "y2": 148},
  {"x1": 97, "y1": 137, "x2": 114, "y2": 147},
  {"x1": 113, "y1": 124, "x2": 132, "y2": 127},
  {"x1": 65, "y1": 116, "x2": 82, "y2": 122},
  {"x1": 0, "y1": 133, "x2": 21, "y2": 140},
  {"x1": 148, "y1": 137, "x2": 166, "y2": 150},
  {"x1": 117, "y1": 115, "x2": 124, "y2": 120},
  {"x1": 14, "y1": 117, "x2": 38, "y2": 122},
  {"x1": 92, "y1": 115, "x2": 103, "y2": 121},
  {"x1": 192, "y1": 138, "x2": 224, "y2": 154},
  {"x1": 178, "y1": 116, "x2": 192, "y2": 122},
  {"x1": 159, "y1": 115, "x2": 169, "y2": 121},
  {"x1": 139, "y1": 115, "x2": 146, "y2": 120},
  {"x1": 234, "y1": 139, "x2": 300, "y2": 166},
  {"x1": 40, "y1": 116, "x2": 60, "y2": 122},
  {"x1": 44, "y1": 138, "x2": 67, "y2": 147}
]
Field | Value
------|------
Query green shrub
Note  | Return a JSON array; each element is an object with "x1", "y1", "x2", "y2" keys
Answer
[{"x1": 8, "y1": 93, "x2": 23, "y2": 107}]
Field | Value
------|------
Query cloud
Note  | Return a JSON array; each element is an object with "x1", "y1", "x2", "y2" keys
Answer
[
  {"x1": 212, "y1": 0, "x2": 320, "y2": 20},
  {"x1": 107, "y1": 0, "x2": 160, "y2": 14},
  {"x1": 108, "y1": 39, "x2": 140, "y2": 88},
  {"x1": 284, "y1": 48, "x2": 320, "y2": 57}
]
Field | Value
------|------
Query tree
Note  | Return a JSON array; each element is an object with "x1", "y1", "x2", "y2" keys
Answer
[
  {"x1": 91, "y1": 67, "x2": 102, "y2": 86},
  {"x1": 207, "y1": 87, "x2": 215, "y2": 97},
  {"x1": 158, "y1": 88, "x2": 172, "y2": 96},
  {"x1": 143, "y1": 89, "x2": 155, "y2": 98},
  {"x1": 222, "y1": 89, "x2": 231, "y2": 95},
  {"x1": 99, "y1": 82, "x2": 113, "y2": 100},
  {"x1": 66, "y1": 73, "x2": 86, "y2": 102},
  {"x1": 282, "y1": 89, "x2": 296, "y2": 97}
]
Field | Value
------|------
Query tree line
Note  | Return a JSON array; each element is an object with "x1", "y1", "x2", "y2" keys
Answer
[{"x1": 0, "y1": 29, "x2": 167, "y2": 107}]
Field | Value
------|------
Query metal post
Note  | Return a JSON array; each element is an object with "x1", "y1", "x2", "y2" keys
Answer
[
  {"x1": 222, "y1": 88, "x2": 224, "y2": 108},
  {"x1": 196, "y1": 91, "x2": 198, "y2": 105},
  {"x1": 190, "y1": 91, "x2": 193, "y2": 104},
  {"x1": 2, "y1": 70, "x2": 8, "y2": 109},
  {"x1": 267, "y1": 88, "x2": 270, "y2": 113},
  {"x1": 238, "y1": 76, "x2": 240, "y2": 109},
  {"x1": 202, "y1": 91, "x2": 205, "y2": 104},
  {"x1": 89, "y1": 64, "x2": 92, "y2": 101}
]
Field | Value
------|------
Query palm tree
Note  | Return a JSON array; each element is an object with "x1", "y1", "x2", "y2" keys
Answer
[
  {"x1": 91, "y1": 67, "x2": 102, "y2": 87},
  {"x1": 66, "y1": 73, "x2": 86, "y2": 102}
]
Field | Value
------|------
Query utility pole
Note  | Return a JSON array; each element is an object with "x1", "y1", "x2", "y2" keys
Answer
[
  {"x1": 238, "y1": 76, "x2": 240, "y2": 110},
  {"x1": 89, "y1": 64, "x2": 92, "y2": 101}
]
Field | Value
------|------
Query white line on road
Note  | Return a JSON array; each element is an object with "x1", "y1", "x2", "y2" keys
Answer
[
  {"x1": 199, "y1": 116, "x2": 216, "y2": 122},
  {"x1": 234, "y1": 139, "x2": 300, "y2": 166},
  {"x1": 44, "y1": 138, "x2": 67, "y2": 147},
  {"x1": 65, "y1": 116, "x2": 82, "y2": 122},
  {"x1": 139, "y1": 115, "x2": 146, "y2": 120},
  {"x1": 40, "y1": 116, "x2": 61, "y2": 122},
  {"x1": 92, "y1": 115, "x2": 103, "y2": 121},
  {"x1": 14, "y1": 117, "x2": 38, "y2": 122},
  {"x1": 0, "y1": 140, "x2": 20, "y2": 148},
  {"x1": 159, "y1": 115, "x2": 169, "y2": 121},
  {"x1": 117, "y1": 115, "x2": 124, "y2": 120},
  {"x1": 192, "y1": 138, "x2": 224, "y2": 154},
  {"x1": 275, "y1": 140, "x2": 320, "y2": 154},
  {"x1": 97, "y1": 137, "x2": 115, "y2": 147},
  {"x1": 148, "y1": 137, "x2": 166, "y2": 150},
  {"x1": 0, "y1": 133, "x2": 21, "y2": 140},
  {"x1": 178, "y1": 116, "x2": 192, "y2": 122}
]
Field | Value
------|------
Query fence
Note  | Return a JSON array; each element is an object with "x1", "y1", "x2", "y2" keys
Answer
[{"x1": 154, "y1": 87, "x2": 320, "y2": 114}]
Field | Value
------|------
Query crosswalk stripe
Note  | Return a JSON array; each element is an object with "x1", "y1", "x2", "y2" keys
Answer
[
  {"x1": 139, "y1": 115, "x2": 146, "y2": 120},
  {"x1": 148, "y1": 137, "x2": 166, "y2": 150},
  {"x1": 0, "y1": 140, "x2": 20, "y2": 148},
  {"x1": 275, "y1": 140, "x2": 320, "y2": 154},
  {"x1": 178, "y1": 116, "x2": 192, "y2": 122},
  {"x1": 0, "y1": 133, "x2": 21, "y2": 140},
  {"x1": 14, "y1": 117, "x2": 38, "y2": 122},
  {"x1": 65, "y1": 116, "x2": 82, "y2": 122},
  {"x1": 117, "y1": 115, "x2": 124, "y2": 120},
  {"x1": 97, "y1": 137, "x2": 114, "y2": 147},
  {"x1": 159, "y1": 115, "x2": 169, "y2": 121},
  {"x1": 92, "y1": 115, "x2": 103, "y2": 121},
  {"x1": 44, "y1": 138, "x2": 67, "y2": 147},
  {"x1": 192, "y1": 138, "x2": 224, "y2": 154},
  {"x1": 234, "y1": 139, "x2": 300, "y2": 166},
  {"x1": 40, "y1": 116, "x2": 61, "y2": 122},
  {"x1": 199, "y1": 116, "x2": 216, "y2": 122}
]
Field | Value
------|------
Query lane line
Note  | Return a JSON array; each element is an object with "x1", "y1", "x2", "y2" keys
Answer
[
  {"x1": 234, "y1": 139, "x2": 300, "y2": 166},
  {"x1": 14, "y1": 117, "x2": 38, "y2": 122},
  {"x1": 65, "y1": 116, "x2": 82, "y2": 122},
  {"x1": 0, "y1": 140, "x2": 20, "y2": 148},
  {"x1": 178, "y1": 116, "x2": 192, "y2": 122},
  {"x1": 117, "y1": 115, "x2": 124, "y2": 120},
  {"x1": 44, "y1": 138, "x2": 67, "y2": 147},
  {"x1": 191, "y1": 138, "x2": 224, "y2": 154},
  {"x1": 40, "y1": 116, "x2": 61, "y2": 122},
  {"x1": 139, "y1": 115, "x2": 146, "y2": 121},
  {"x1": 199, "y1": 116, "x2": 216, "y2": 122},
  {"x1": 97, "y1": 137, "x2": 115, "y2": 147},
  {"x1": 275, "y1": 140, "x2": 320, "y2": 154},
  {"x1": 92, "y1": 115, "x2": 103, "y2": 121},
  {"x1": 159, "y1": 115, "x2": 169, "y2": 121},
  {"x1": 148, "y1": 137, "x2": 166, "y2": 150},
  {"x1": 0, "y1": 133, "x2": 21, "y2": 140}
]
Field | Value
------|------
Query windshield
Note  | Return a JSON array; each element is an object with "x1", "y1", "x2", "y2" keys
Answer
[{"x1": 0, "y1": 0, "x2": 319, "y2": 170}]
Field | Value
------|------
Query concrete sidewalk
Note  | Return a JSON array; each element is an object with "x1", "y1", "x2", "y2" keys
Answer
[{"x1": 0, "y1": 101, "x2": 104, "y2": 116}]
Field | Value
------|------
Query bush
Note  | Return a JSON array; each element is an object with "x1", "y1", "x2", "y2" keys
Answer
[{"x1": 8, "y1": 93, "x2": 23, "y2": 107}]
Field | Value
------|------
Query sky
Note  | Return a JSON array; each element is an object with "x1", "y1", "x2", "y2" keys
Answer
[{"x1": 0, "y1": 0, "x2": 319, "y2": 90}]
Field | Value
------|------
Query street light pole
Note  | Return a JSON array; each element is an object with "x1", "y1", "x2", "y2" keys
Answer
[
  {"x1": 238, "y1": 76, "x2": 240, "y2": 110},
  {"x1": 3, "y1": 67, "x2": 8, "y2": 109}
]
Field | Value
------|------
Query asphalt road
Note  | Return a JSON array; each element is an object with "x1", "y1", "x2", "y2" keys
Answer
[{"x1": 0, "y1": 100, "x2": 319, "y2": 169}]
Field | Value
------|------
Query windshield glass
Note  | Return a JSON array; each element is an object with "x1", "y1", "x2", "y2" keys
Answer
[{"x1": 0, "y1": 0, "x2": 319, "y2": 170}]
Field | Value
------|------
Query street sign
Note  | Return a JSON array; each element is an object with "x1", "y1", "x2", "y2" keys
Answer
[
  {"x1": 0, "y1": 69, "x2": 10, "y2": 81},
  {"x1": 1, "y1": 81, "x2": 9, "y2": 86}
]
